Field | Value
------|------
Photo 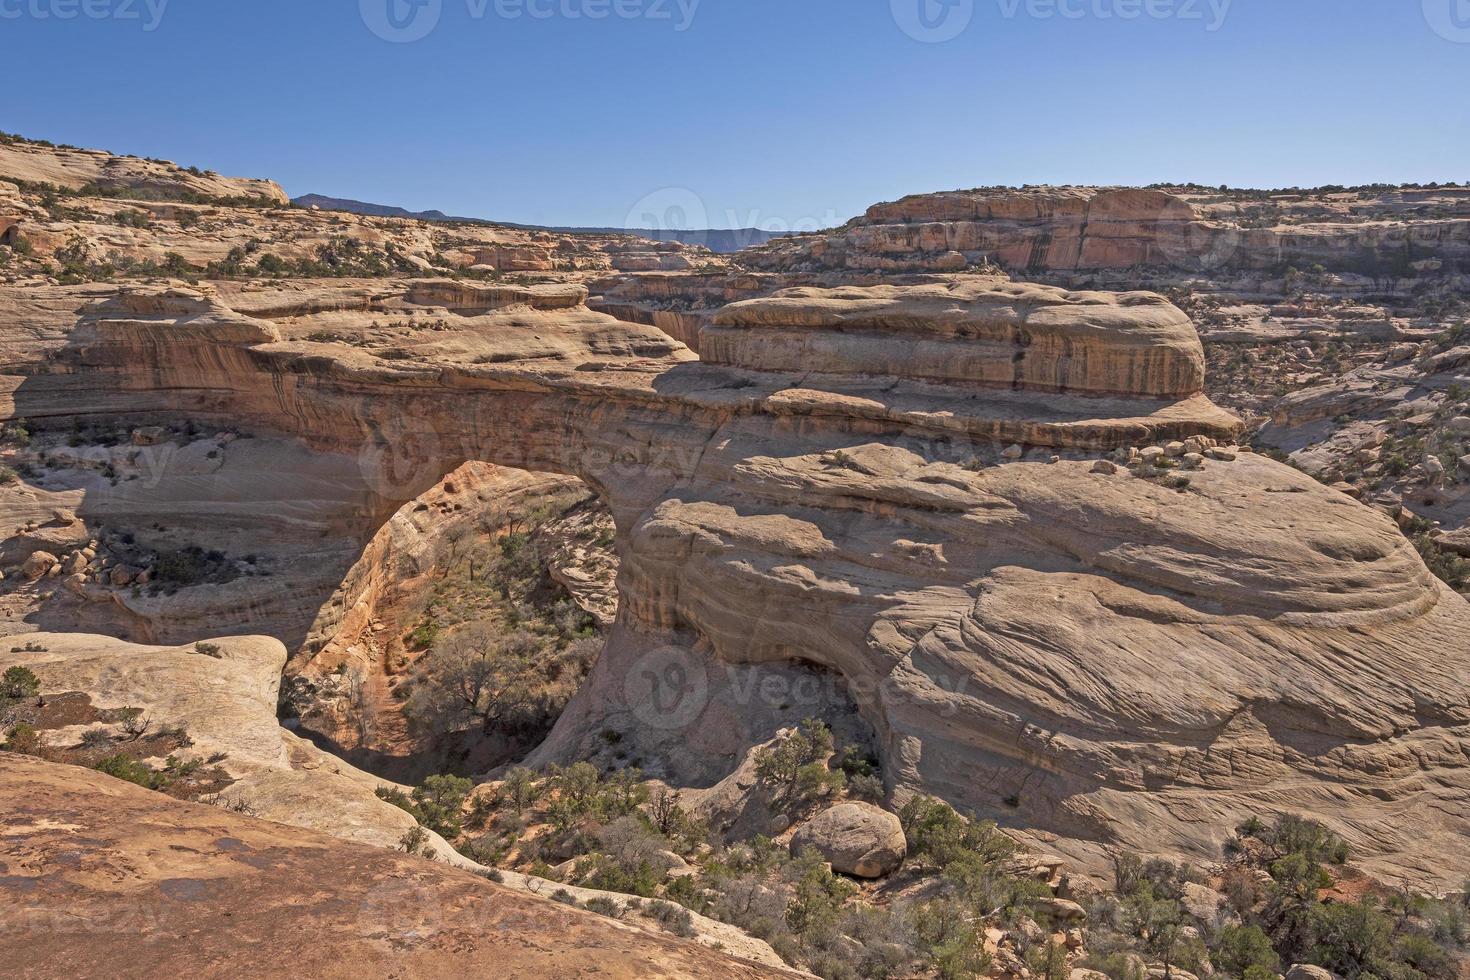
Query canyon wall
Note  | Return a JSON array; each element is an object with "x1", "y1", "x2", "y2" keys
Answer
[{"x1": 742, "y1": 186, "x2": 1470, "y2": 277}]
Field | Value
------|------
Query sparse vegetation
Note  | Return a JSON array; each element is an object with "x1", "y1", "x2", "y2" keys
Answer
[
  {"x1": 393, "y1": 491, "x2": 609, "y2": 766},
  {"x1": 1, "y1": 666, "x2": 41, "y2": 700},
  {"x1": 376, "y1": 774, "x2": 474, "y2": 840},
  {"x1": 754, "y1": 718, "x2": 845, "y2": 811}
]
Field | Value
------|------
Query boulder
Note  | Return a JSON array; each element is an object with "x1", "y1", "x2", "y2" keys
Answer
[
  {"x1": 131, "y1": 426, "x2": 168, "y2": 446},
  {"x1": 1439, "y1": 528, "x2": 1470, "y2": 557},
  {"x1": 20, "y1": 551, "x2": 58, "y2": 582},
  {"x1": 789, "y1": 802, "x2": 906, "y2": 878},
  {"x1": 1285, "y1": 966, "x2": 1338, "y2": 980},
  {"x1": 1184, "y1": 436, "x2": 1216, "y2": 454},
  {"x1": 1038, "y1": 897, "x2": 1088, "y2": 924},
  {"x1": 110, "y1": 565, "x2": 143, "y2": 587},
  {"x1": 1180, "y1": 881, "x2": 1230, "y2": 924}
]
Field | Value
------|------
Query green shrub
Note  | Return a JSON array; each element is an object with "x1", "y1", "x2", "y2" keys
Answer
[
  {"x1": 909, "y1": 896, "x2": 990, "y2": 979},
  {"x1": 1310, "y1": 899, "x2": 1396, "y2": 979},
  {"x1": 847, "y1": 773, "x2": 885, "y2": 802},
  {"x1": 377, "y1": 773, "x2": 473, "y2": 841},
  {"x1": 785, "y1": 848, "x2": 857, "y2": 941},
  {"x1": 575, "y1": 852, "x2": 664, "y2": 898},
  {"x1": 396, "y1": 825, "x2": 432, "y2": 857},
  {"x1": 500, "y1": 766, "x2": 542, "y2": 814},
  {"x1": 94, "y1": 754, "x2": 168, "y2": 790},
  {"x1": 663, "y1": 873, "x2": 708, "y2": 914},
  {"x1": 1211, "y1": 924, "x2": 1281, "y2": 979},
  {"x1": 1, "y1": 665, "x2": 41, "y2": 699},
  {"x1": 414, "y1": 774, "x2": 474, "y2": 838},
  {"x1": 648, "y1": 900, "x2": 696, "y2": 937},
  {"x1": 2, "y1": 723, "x2": 42, "y2": 754},
  {"x1": 900, "y1": 796, "x2": 1017, "y2": 872},
  {"x1": 152, "y1": 548, "x2": 215, "y2": 586},
  {"x1": 582, "y1": 895, "x2": 626, "y2": 918},
  {"x1": 254, "y1": 253, "x2": 289, "y2": 276},
  {"x1": 754, "y1": 719, "x2": 843, "y2": 807}
]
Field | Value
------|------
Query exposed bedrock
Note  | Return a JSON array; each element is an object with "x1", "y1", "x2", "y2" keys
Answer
[{"x1": 3, "y1": 274, "x2": 1467, "y2": 885}]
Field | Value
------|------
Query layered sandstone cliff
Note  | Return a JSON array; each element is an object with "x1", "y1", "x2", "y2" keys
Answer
[{"x1": 741, "y1": 185, "x2": 1470, "y2": 277}]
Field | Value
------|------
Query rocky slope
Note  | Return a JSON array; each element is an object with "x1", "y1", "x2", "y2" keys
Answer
[
  {"x1": 0, "y1": 133, "x2": 289, "y2": 204},
  {"x1": 0, "y1": 631, "x2": 470, "y2": 860},
  {"x1": 1, "y1": 271, "x2": 1465, "y2": 889},
  {"x1": 0, "y1": 134, "x2": 724, "y2": 281},
  {"x1": 0, "y1": 753, "x2": 801, "y2": 978},
  {"x1": 0, "y1": 632, "x2": 795, "y2": 969}
]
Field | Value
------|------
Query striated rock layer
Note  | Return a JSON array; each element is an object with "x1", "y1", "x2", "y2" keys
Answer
[
  {"x1": 741, "y1": 185, "x2": 1470, "y2": 277},
  {"x1": 2, "y1": 274, "x2": 1467, "y2": 886},
  {"x1": 708, "y1": 280, "x2": 1206, "y2": 397}
]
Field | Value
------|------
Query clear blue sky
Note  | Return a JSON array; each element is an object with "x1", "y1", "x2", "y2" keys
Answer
[{"x1": 3, "y1": 0, "x2": 1467, "y2": 228}]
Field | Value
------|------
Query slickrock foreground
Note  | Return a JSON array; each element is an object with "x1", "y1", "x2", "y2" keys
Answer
[
  {"x1": 0, "y1": 754, "x2": 802, "y2": 979},
  {"x1": 3, "y1": 272, "x2": 1466, "y2": 887}
]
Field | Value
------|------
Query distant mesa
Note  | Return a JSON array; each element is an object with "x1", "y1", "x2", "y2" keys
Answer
[{"x1": 292, "y1": 193, "x2": 786, "y2": 253}]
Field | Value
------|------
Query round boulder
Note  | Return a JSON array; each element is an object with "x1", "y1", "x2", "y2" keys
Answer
[
  {"x1": 790, "y1": 802, "x2": 906, "y2": 878},
  {"x1": 20, "y1": 551, "x2": 59, "y2": 582},
  {"x1": 1284, "y1": 966, "x2": 1337, "y2": 980}
]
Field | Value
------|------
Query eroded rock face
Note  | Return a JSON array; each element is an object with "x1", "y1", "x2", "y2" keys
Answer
[{"x1": 2, "y1": 274, "x2": 1468, "y2": 887}]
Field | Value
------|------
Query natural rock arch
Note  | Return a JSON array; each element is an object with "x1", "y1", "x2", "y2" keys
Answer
[{"x1": 6, "y1": 275, "x2": 1468, "y2": 884}]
